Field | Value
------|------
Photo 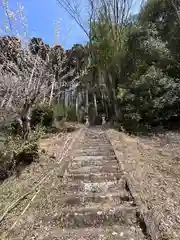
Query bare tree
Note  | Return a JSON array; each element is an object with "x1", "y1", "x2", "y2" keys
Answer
[
  {"x1": 0, "y1": 0, "x2": 89, "y2": 136},
  {"x1": 57, "y1": 0, "x2": 90, "y2": 37},
  {"x1": 0, "y1": 44, "x2": 53, "y2": 139}
]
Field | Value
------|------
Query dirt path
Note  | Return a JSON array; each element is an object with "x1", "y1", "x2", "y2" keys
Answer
[{"x1": 0, "y1": 127, "x2": 149, "y2": 240}]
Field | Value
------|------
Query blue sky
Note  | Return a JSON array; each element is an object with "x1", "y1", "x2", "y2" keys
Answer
[
  {"x1": 0, "y1": 0, "x2": 88, "y2": 49},
  {"x1": 0, "y1": 0, "x2": 141, "y2": 49}
]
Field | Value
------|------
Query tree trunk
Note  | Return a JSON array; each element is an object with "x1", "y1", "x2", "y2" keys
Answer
[
  {"x1": 22, "y1": 117, "x2": 31, "y2": 140},
  {"x1": 101, "y1": 91, "x2": 108, "y2": 120},
  {"x1": 93, "y1": 93, "x2": 98, "y2": 116},
  {"x1": 76, "y1": 93, "x2": 79, "y2": 121},
  {"x1": 112, "y1": 88, "x2": 122, "y2": 121},
  {"x1": 63, "y1": 89, "x2": 66, "y2": 118},
  {"x1": 49, "y1": 76, "x2": 56, "y2": 106},
  {"x1": 43, "y1": 91, "x2": 46, "y2": 103},
  {"x1": 20, "y1": 99, "x2": 34, "y2": 140},
  {"x1": 108, "y1": 73, "x2": 122, "y2": 121},
  {"x1": 19, "y1": 109, "x2": 31, "y2": 140},
  {"x1": 86, "y1": 88, "x2": 89, "y2": 115}
]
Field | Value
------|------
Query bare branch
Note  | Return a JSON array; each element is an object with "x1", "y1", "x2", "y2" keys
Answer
[{"x1": 57, "y1": 0, "x2": 90, "y2": 37}]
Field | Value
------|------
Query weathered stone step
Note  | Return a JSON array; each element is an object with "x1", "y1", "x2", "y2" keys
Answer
[
  {"x1": 68, "y1": 165, "x2": 119, "y2": 174},
  {"x1": 60, "y1": 180, "x2": 126, "y2": 194},
  {"x1": 55, "y1": 191, "x2": 132, "y2": 207},
  {"x1": 82, "y1": 143, "x2": 110, "y2": 146},
  {"x1": 73, "y1": 151, "x2": 115, "y2": 156},
  {"x1": 76, "y1": 146, "x2": 113, "y2": 151},
  {"x1": 82, "y1": 145, "x2": 112, "y2": 149},
  {"x1": 66, "y1": 172, "x2": 123, "y2": 182},
  {"x1": 39, "y1": 225, "x2": 145, "y2": 240},
  {"x1": 83, "y1": 138, "x2": 109, "y2": 141},
  {"x1": 43, "y1": 205, "x2": 138, "y2": 228},
  {"x1": 71, "y1": 159, "x2": 118, "y2": 168},
  {"x1": 73, "y1": 155, "x2": 117, "y2": 161},
  {"x1": 83, "y1": 140, "x2": 110, "y2": 143},
  {"x1": 83, "y1": 137, "x2": 108, "y2": 140},
  {"x1": 82, "y1": 144, "x2": 111, "y2": 148},
  {"x1": 74, "y1": 148, "x2": 114, "y2": 152}
]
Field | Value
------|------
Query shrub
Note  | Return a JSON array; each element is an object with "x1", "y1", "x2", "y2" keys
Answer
[
  {"x1": 119, "y1": 66, "x2": 180, "y2": 133},
  {"x1": 0, "y1": 115, "x2": 22, "y2": 136},
  {"x1": 0, "y1": 140, "x2": 39, "y2": 181},
  {"x1": 53, "y1": 104, "x2": 65, "y2": 121},
  {"x1": 0, "y1": 138, "x2": 12, "y2": 180},
  {"x1": 54, "y1": 104, "x2": 77, "y2": 122},
  {"x1": 6, "y1": 119, "x2": 22, "y2": 136},
  {"x1": 0, "y1": 126, "x2": 43, "y2": 181},
  {"x1": 94, "y1": 116, "x2": 102, "y2": 125},
  {"x1": 78, "y1": 106, "x2": 86, "y2": 123},
  {"x1": 14, "y1": 142, "x2": 39, "y2": 165},
  {"x1": 66, "y1": 105, "x2": 77, "y2": 122},
  {"x1": 31, "y1": 104, "x2": 54, "y2": 128}
]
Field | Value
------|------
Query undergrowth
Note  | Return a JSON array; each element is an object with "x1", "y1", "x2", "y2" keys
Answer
[{"x1": 0, "y1": 126, "x2": 45, "y2": 182}]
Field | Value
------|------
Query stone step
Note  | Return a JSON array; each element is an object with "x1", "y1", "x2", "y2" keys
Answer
[
  {"x1": 82, "y1": 142, "x2": 110, "y2": 144},
  {"x1": 82, "y1": 140, "x2": 110, "y2": 144},
  {"x1": 73, "y1": 152, "x2": 116, "y2": 157},
  {"x1": 66, "y1": 172, "x2": 123, "y2": 182},
  {"x1": 76, "y1": 147, "x2": 113, "y2": 151},
  {"x1": 73, "y1": 155, "x2": 117, "y2": 161},
  {"x1": 82, "y1": 144, "x2": 111, "y2": 148},
  {"x1": 68, "y1": 165, "x2": 119, "y2": 174},
  {"x1": 38, "y1": 225, "x2": 145, "y2": 240},
  {"x1": 83, "y1": 136, "x2": 108, "y2": 139},
  {"x1": 80, "y1": 147, "x2": 112, "y2": 151},
  {"x1": 43, "y1": 205, "x2": 138, "y2": 228},
  {"x1": 81, "y1": 146, "x2": 112, "y2": 149},
  {"x1": 56, "y1": 191, "x2": 132, "y2": 207},
  {"x1": 60, "y1": 180, "x2": 126, "y2": 194},
  {"x1": 80, "y1": 147, "x2": 112, "y2": 150},
  {"x1": 71, "y1": 159, "x2": 118, "y2": 168}
]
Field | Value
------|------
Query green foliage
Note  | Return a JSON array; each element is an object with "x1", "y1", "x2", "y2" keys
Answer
[
  {"x1": 77, "y1": 106, "x2": 86, "y2": 123},
  {"x1": 29, "y1": 37, "x2": 43, "y2": 55},
  {"x1": 31, "y1": 104, "x2": 54, "y2": 128},
  {"x1": 66, "y1": 105, "x2": 77, "y2": 122},
  {"x1": 113, "y1": 0, "x2": 180, "y2": 132},
  {"x1": 120, "y1": 66, "x2": 180, "y2": 131},
  {"x1": 94, "y1": 116, "x2": 102, "y2": 125},
  {"x1": 139, "y1": 0, "x2": 180, "y2": 60},
  {"x1": 29, "y1": 37, "x2": 49, "y2": 60},
  {"x1": 91, "y1": 18, "x2": 128, "y2": 73},
  {"x1": 53, "y1": 104, "x2": 77, "y2": 122},
  {"x1": 8, "y1": 137, "x2": 39, "y2": 165},
  {"x1": 0, "y1": 119, "x2": 19, "y2": 137},
  {"x1": 53, "y1": 104, "x2": 65, "y2": 121},
  {"x1": 0, "y1": 126, "x2": 43, "y2": 181},
  {"x1": 4, "y1": 119, "x2": 22, "y2": 136}
]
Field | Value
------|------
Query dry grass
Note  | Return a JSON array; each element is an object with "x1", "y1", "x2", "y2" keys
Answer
[
  {"x1": 107, "y1": 129, "x2": 180, "y2": 240},
  {"x1": 0, "y1": 129, "x2": 83, "y2": 239}
]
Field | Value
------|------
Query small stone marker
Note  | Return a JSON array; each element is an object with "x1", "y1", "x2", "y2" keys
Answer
[
  {"x1": 102, "y1": 115, "x2": 106, "y2": 125},
  {"x1": 85, "y1": 116, "x2": 90, "y2": 127}
]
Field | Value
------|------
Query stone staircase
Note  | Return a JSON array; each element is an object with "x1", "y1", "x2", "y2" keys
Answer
[{"x1": 39, "y1": 127, "x2": 149, "y2": 239}]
